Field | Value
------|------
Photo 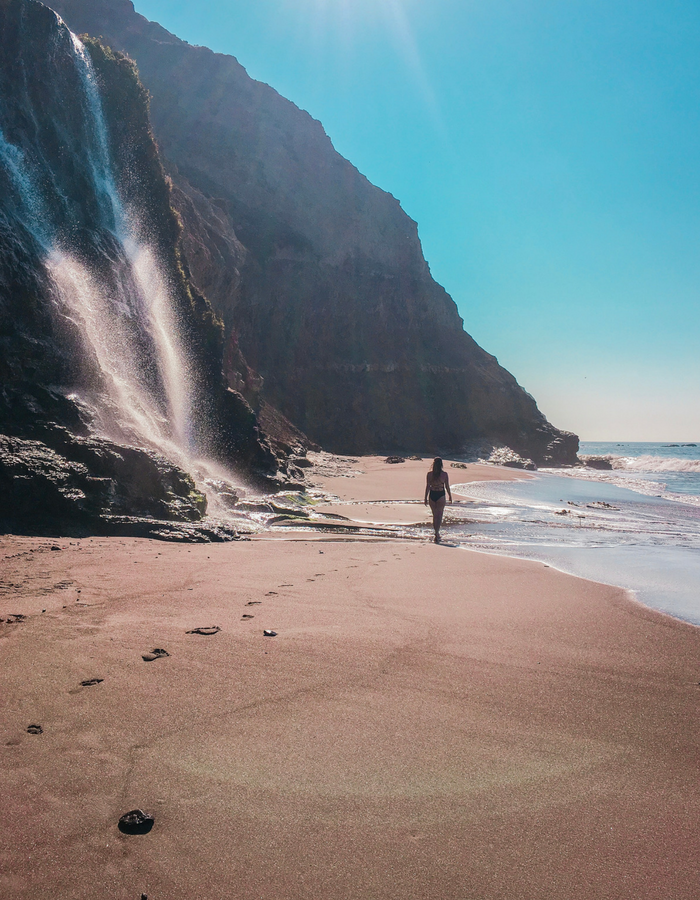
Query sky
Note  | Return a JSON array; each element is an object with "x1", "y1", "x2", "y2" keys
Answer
[{"x1": 135, "y1": 0, "x2": 700, "y2": 441}]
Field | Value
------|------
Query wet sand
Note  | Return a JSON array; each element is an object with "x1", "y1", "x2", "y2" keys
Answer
[
  {"x1": 309, "y1": 455, "x2": 532, "y2": 527},
  {"x1": 1, "y1": 457, "x2": 699, "y2": 899}
]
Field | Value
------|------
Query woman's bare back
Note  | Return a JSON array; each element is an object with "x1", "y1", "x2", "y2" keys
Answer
[{"x1": 427, "y1": 470, "x2": 449, "y2": 490}]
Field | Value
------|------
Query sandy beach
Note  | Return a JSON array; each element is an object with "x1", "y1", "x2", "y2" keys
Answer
[{"x1": 2, "y1": 457, "x2": 699, "y2": 899}]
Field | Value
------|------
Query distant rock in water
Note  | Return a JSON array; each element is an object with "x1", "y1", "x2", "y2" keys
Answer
[
  {"x1": 49, "y1": 0, "x2": 579, "y2": 467},
  {"x1": 579, "y1": 456, "x2": 614, "y2": 471},
  {"x1": 483, "y1": 447, "x2": 537, "y2": 471},
  {"x1": 0, "y1": 0, "x2": 289, "y2": 536}
]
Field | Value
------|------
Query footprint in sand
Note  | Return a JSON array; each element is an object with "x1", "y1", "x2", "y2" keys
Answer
[
  {"x1": 266, "y1": 591, "x2": 278, "y2": 595},
  {"x1": 80, "y1": 678, "x2": 104, "y2": 687},
  {"x1": 241, "y1": 614, "x2": 254, "y2": 620},
  {"x1": 186, "y1": 626, "x2": 221, "y2": 635},
  {"x1": 142, "y1": 648, "x2": 169, "y2": 662},
  {"x1": 27, "y1": 724, "x2": 43, "y2": 735},
  {"x1": 246, "y1": 601, "x2": 262, "y2": 606}
]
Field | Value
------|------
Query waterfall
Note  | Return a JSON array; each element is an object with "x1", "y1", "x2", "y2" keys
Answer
[
  {"x1": 0, "y1": 124, "x2": 50, "y2": 249},
  {"x1": 0, "y1": 22, "x2": 194, "y2": 461},
  {"x1": 68, "y1": 32, "x2": 123, "y2": 230}
]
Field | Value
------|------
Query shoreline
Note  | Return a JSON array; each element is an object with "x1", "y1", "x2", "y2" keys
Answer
[
  {"x1": 448, "y1": 468, "x2": 700, "y2": 628},
  {"x1": 2, "y1": 456, "x2": 699, "y2": 898},
  {"x1": 307, "y1": 455, "x2": 700, "y2": 629}
]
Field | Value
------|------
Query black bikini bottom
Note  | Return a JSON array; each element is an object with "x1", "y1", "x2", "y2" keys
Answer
[{"x1": 429, "y1": 490, "x2": 446, "y2": 502}]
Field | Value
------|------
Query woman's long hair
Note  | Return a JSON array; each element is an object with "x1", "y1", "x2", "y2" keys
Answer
[{"x1": 431, "y1": 457, "x2": 443, "y2": 479}]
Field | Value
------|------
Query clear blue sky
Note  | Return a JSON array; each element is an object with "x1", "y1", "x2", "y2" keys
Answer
[{"x1": 136, "y1": 0, "x2": 700, "y2": 440}]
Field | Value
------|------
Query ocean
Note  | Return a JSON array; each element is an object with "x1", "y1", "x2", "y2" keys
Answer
[{"x1": 449, "y1": 442, "x2": 700, "y2": 626}]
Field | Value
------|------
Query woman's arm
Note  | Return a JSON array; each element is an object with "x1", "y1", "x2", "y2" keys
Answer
[
  {"x1": 424, "y1": 472, "x2": 430, "y2": 505},
  {"x1": 444, "y1": 472, "x2": 452, "y2": 502}
]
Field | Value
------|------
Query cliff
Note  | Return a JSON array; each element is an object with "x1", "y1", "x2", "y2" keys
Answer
[
  {"x1": 49, "y1": 0, "x2": 578, "y2": 466},
  {"x1": 0, "y1": 0, "x2": 284, "y2": 537}
]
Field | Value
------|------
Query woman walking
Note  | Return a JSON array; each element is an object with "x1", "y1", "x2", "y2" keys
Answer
[{"x1": 424, "y1": 457, "x2": 452, "y2": 543}]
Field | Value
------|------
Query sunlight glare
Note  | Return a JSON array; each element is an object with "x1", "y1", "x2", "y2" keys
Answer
[{"x1": 285, "y1": 0, "x2": 447, "y2": 136}]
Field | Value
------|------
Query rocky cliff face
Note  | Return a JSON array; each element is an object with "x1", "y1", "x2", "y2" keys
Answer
[
  {"x1": 49, "y1": 0, "x2": 578, "y2": 466},
  {"x1": 0, "y1": 0, "x2": 284, "y2": 536}
]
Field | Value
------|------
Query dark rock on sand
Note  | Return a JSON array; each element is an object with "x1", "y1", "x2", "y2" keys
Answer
[
  {"x1": 27, "y1": 724, "x2": 43, "y2": 734},
  {"x1": 0, "y1": 432, "x2": 207, "y2": 532},
  {"x1": 100, "y1": 517, "x2": 240, "y2": 543},
  {"x1": 142, "y1": 648, "x2": 169, "y2": 661},
  {"x1": 118, "y1": 809, "x2": 154, "y2": 835}
]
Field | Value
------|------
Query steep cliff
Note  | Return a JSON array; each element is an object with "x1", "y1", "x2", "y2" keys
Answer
[
  {"x1": 50, "y1": 0, "x2": 578, "y2": 465},
  {"x1": 0, "y1": 0, "x2": 281, "y2": 536}
]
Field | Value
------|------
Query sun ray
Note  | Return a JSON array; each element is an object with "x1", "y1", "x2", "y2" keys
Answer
[
  {"x1": 381, "y1": 0, "x2": 450, "y2": 140},
  {"x1": 282, "y1": 0, "x2": 450, "y2": 143}
]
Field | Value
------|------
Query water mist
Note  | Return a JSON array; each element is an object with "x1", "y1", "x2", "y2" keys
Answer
[{"x1": 1, "y1": 25, "x2": 195, "y2": 464}]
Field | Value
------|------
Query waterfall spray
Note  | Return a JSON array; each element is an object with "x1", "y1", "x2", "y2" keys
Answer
[
  {"x1": 0, "y1": 124, "x2": 50, "y2": 249},
  {"x1": 0, "y1": 21, "x2": 195, "y2": 460},
  {"x1": 0, "y1": 9, "x2": 263, "y2": 529},
  {"x1": 67, "y1": 32, "x2": 123, "y2": 232},
  {"x1": 66, "y1": 32, "x2": 195, "y2": 453}
]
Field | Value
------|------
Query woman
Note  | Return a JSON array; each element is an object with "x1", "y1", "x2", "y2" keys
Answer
[{"x1": 424, "y1": 457, "x2": 452, "y2": 543}]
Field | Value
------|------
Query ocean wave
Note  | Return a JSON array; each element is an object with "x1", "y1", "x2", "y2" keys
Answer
[
  {"x1": 539, "y1": 467, "x2": 700, "y2": 507},
  {"x1": 580, "y1": 454, "x2": 700, "y2": 473}
]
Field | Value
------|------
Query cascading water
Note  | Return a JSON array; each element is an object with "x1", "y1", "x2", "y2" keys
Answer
[
  {"x1": 64, "y1": 31, "x2": 194, "y2": 456},
  {"x1": 0, "y1": 3, "x2": 279, "y2": 534},
  {"x1": 0, "y1": 20, "x2": 194, "y2": 462}
]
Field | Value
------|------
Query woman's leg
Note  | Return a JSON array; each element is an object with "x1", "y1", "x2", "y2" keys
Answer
[
  {"x1": 434, "y1": 496, "x2": 446, "y2": 540},
  {"x1": 428, "y1": 498, "x2": 438, "y2": 538},
  {"x1": 429, "y1": 496, "x2": 446, "y2": 541}
]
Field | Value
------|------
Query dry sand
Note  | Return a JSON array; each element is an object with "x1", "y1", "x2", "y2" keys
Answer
[{"x1": 1, "y1": 457, "x2": 699, "y2": 899}]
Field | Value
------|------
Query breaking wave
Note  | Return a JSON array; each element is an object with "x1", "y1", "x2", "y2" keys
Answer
[{"x1": 581, "y1": 455, "x2": 700, "y2": 473}]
